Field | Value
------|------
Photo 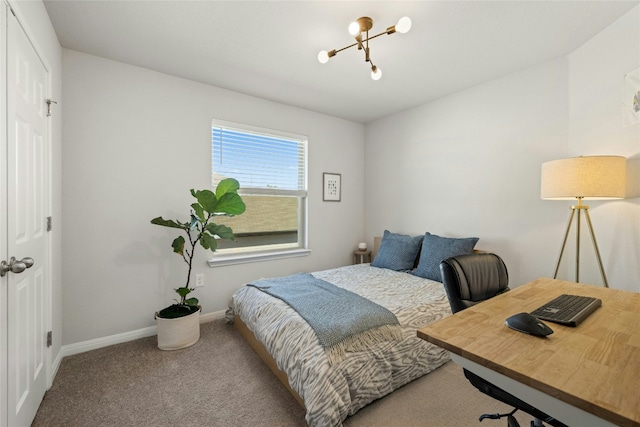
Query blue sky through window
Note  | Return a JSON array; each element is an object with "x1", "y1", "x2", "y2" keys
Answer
[{"x1": 212, "y1": 127, "x2": 305, "y2": 191}]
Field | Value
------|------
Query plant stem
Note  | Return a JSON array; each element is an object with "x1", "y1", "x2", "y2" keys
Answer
[
  {"x1": 184, "y1": 232, "x2": 195, "y2": 292},
  {"x1": 182, "y1": 212, "x2": 213, "y2": 302}
]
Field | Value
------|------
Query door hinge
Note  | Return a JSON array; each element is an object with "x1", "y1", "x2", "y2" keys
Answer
[
  {"x1": 47, "y1": 216, "x2": 52, "y2": 232},
  {"x1": 46, "y1": 331, "x2": 52, "y2": 347}
]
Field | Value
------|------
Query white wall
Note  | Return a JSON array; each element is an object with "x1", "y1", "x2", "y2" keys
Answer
[
  {"x1": 566, "y1": 6, "x2": 640, "y2": 291},
  {"x1": 61, "y1": 50, "x2": 365, "y2": 345},
  {"x1": 365, "y1": 6, "x2": 640, "y2": 291},
  {"x1": 365, "y1": 58, "x2": 569, "y2": 288}
]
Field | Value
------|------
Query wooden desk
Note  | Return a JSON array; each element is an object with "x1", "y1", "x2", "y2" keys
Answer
[{"x1": 417, "y1": 278, "x2": 640, "y2": 427}]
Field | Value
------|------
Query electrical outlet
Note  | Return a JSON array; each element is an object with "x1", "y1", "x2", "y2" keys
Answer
[{"x1": 195, "y1": 274, "x2": 204, "y2": 287}]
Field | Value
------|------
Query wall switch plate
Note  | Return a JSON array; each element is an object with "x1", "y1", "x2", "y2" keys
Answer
[{"x1": 195, "y1": 274, "x2": 204, "y2": 287}]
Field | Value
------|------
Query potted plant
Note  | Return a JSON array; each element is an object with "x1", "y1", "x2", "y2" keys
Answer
[{"x1": 151, "y1": 178, "x2": 246, "y2": 350}]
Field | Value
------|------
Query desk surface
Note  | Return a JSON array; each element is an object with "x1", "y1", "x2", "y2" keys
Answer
[{"x1": 417, "y1": 278, "x2": 640, "y2": 427}]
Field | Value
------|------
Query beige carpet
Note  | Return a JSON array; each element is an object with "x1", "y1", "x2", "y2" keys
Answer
[{"x1": 33, "y1": 319, "x2": 535, "y2": 426}]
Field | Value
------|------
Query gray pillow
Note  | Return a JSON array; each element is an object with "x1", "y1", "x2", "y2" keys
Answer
[
  {"x1": 412, "y1": 232, "x2": 479, "y2": 281},
  {"x1": 371, "y1": 230, "x2": 422, "y2": 271}
]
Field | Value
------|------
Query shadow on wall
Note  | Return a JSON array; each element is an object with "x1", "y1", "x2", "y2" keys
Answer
[{"x1": 113, "y1": 238, "x2": 171, "y2": 301}]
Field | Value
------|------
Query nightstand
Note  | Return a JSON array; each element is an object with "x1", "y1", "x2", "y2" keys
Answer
[{"x1": 353, "y1": 249, "x2": 372, "y2": 264}]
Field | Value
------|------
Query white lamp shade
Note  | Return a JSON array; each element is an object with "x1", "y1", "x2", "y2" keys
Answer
[{"x1": 540, "y1": 156, "x2": 626, "y2": 200}]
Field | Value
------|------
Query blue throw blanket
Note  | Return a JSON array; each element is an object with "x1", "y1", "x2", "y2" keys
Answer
[{"x1": 248, "y1": 273, "x2": 402, "y2": 365}]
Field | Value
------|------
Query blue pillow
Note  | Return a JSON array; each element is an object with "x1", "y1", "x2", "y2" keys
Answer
[
  {"x1": 412, "y1": 232, "x2": 479, "y2": 281},
  {"x1": 371, "y1": 230, "x2": 423, "y2": 271}
]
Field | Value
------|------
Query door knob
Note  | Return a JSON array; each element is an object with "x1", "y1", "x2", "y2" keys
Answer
[{"x1": 0, "y1": 257, "x2": 34, "y2": 277}]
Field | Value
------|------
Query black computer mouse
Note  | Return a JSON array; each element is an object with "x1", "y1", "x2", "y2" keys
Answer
[{"x1": 505, "y1": 312, "x2": 554, "y2": 337}]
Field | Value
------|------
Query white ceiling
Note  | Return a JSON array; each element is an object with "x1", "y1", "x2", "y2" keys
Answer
[{"x1": 43, "y1": 0, "x2": 639, "y2": 124}]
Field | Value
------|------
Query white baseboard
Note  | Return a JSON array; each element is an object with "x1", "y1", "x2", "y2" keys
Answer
[{"x1": 51, "y1": 309, "x2": 226, "y2": 382}]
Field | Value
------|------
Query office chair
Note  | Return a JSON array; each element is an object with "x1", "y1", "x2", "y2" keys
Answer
[{"x1": 439, "y1": 253, "x2": 568, "y2": 427}]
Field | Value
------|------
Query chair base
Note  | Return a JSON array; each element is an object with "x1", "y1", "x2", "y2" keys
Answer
[
  {"x1": 479, "y1": 408, "x2": 521, "y2": 426},
  {"x1": 465, "y1": 369, "x2": 568, "y2": 427}
]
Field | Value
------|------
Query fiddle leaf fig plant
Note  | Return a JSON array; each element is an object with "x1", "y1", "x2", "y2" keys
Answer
[{"x1": 151, "y1": 178, "x2": 246, "y2": 318}]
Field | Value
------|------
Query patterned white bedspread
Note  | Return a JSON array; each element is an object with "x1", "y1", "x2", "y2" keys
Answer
[{"x1": 231, "y1": 264, "x2": 452, "y2": 427}]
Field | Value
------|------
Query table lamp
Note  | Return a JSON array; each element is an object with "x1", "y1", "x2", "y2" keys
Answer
[{"x1": 540, "y1": 155, "x2": 626, "y2": 287}]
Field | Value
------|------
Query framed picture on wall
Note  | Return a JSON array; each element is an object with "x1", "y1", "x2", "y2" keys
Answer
[{"x1": 323, "y1": 173, "x2": 341, "y2": 202}]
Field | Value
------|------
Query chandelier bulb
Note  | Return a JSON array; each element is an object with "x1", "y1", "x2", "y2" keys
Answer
[
  {"x1": 318, "y1": 50, "x2": 330, "y2": 64},
  {"x1": 371, "y1": 66, "x2": 382, "y2": 81},
  {"x1": 396, "y1": 16, "x2": 412, "y2": 34},
  {"x1": 348, "y1": 21, "x2": 361, "y2": 36}
]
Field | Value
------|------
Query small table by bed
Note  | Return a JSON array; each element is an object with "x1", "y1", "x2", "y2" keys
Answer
[
  {"x1": 353, "y1": 249, "x2": 372, "y2": 264},
  {"x1": 417, "y1": 278, "x2": 640, "y2": 427}
]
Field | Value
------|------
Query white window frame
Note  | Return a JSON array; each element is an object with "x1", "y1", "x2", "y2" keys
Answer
[{"x1": 207, "y1": 119, "x2": 310, "y2": 267}]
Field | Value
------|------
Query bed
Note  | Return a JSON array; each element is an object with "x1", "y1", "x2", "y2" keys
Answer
[{"x1": 229, "y1": 230, "x2": 480, "y2": 426}]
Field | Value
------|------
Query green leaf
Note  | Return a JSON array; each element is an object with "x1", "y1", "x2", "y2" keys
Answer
[
  {"x1": 200, "y1": 232, "x2": 218, "y2": 251},
  {"x1": 193, "y1": 189, "x2": 217, "y2": 213},
  {"x1": 171, "y1": 236, "x2": 185, "y2": 255},
  {"x1": 184, "y1": 297, "x2": 199, "y2": 307},
  {"x1": 175, "y1": 287, "x2": 191, "y2": 299},
  {"x1": 215, "y1": 178, "x2": 240, "y2": 199},
  {"x1": 213, "y1": 193, "x2": 246, "y2": 216},
  {"x1": 206, "y1": 223, "x2": 234, "y2": 240},
  {"x1": 151, "y1": 217, "x2": 187, "y2": 230}
]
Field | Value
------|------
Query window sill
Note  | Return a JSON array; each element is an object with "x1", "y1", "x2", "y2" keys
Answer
[{"x1": 207, "y1": 248, "x2": 311, "y2": 267}]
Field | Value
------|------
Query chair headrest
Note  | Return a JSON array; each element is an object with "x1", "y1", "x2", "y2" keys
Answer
[{"x1": 439, "y1": 253, "x2": 509, "y2": 314}]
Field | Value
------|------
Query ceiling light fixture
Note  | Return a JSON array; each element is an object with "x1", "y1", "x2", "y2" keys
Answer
[{"x1": 318, "y1": 16, "x2": 412, "y2": 81}]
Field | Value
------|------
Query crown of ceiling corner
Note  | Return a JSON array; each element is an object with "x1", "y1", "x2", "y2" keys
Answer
[{"x1": 318, "y1": 16, "x2": 412, "y2": 81}]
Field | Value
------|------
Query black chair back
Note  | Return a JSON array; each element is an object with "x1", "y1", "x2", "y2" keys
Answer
[{"x1": 439, "y1": 253, "x2": 509, "y2": 314}]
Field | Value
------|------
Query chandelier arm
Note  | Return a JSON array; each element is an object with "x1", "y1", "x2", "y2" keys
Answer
[
  {"x1": 328, "y1": 29, "x2": 396, "y2": 57},
  {"x1": 362, "y1": 30, "x2": 395, "y2": 43},
  {"x1": 333, "y1": 41, "x2": 359, "y2": 54}
]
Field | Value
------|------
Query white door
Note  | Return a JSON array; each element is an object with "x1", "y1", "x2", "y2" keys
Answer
[{"x1": 2, "y1": 4, "x2": 51, "y2": 426}]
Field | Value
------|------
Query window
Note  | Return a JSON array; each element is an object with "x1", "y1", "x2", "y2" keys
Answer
[{"x1": 209, "y1": 119, "x2": 308, "y2": 264}]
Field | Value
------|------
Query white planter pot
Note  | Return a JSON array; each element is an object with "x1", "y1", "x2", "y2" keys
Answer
[{"x1": 155, "y1": 307, "x2": 201, "y2": 350}]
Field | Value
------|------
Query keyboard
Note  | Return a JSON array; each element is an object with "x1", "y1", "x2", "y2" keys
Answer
[{"x1": 530, "y1": 294, "x2": 602, "y2": 327}]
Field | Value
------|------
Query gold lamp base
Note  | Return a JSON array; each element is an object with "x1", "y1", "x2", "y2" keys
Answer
[{"x1": 553, "y1": 198, "x2": 609, "y2": 287}]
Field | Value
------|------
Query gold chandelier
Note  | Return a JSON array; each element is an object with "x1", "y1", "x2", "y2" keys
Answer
[{"x1": 318, "y1": 16, "x2": 412, "y2": 80}]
